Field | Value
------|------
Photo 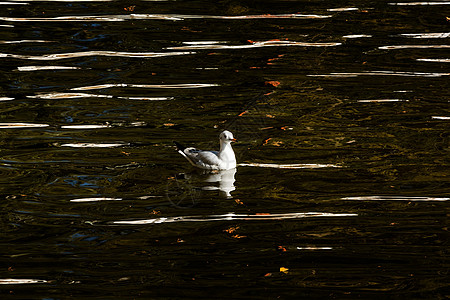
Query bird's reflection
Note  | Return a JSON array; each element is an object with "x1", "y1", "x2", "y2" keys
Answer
[
  {"x1": 166, "y1": 168, "x2": 237, "y2": 207},
  {"x1": 201, "y1": 168, "x2": 236, "y2": 198}
]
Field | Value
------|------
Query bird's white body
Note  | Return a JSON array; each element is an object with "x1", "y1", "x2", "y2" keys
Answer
[{"x1": 175, "y1": 130, "x2": 236, "y2": 170}]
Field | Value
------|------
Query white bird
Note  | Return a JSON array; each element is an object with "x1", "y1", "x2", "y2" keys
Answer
[{"x1": 174, "y1": 130, "x2": 237, "y2": 170}]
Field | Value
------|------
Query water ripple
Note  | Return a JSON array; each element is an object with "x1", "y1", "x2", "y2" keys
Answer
[
  {"x1": 0, "y1": 51, "x2": 193, "y2": 60},
  {"x1": 113, "y1": 212, "x2": 358, "y2": 225},
  {"x1": 342, "y1": 196, "x2": 449, "y2": 201},
  {"x1": 417, "y1": 58, "x2": 450, "y2": 63},
  {"x1": 28, "y1": 92, "x2": 113, "y2": 99},
  {"x1": 60, "y1": 142, "x2": 128, "y2": 148},
  {"x1": 0, "y1": 279, "x2": 48, "y2": 285},
  {"x1": 397, "y1": 32, "x2": 450, "y2": 38},
  {"x1": 60, "y1": 124, "x2": 111, "y2": 129},
  {"x1": 71, "y1": 83, "x2": 219, "y2": 91},
  {"x1": 389, "y1": 1, "x2": 450, "y2": 5},
  {"x1": 27, "y1": 91, "x2": 176, "y2": 100},
  {"x1": 308, "y1": 71, "x2": 450, "y2": 77},
  {"x1": 327, "y1": 7, "x2": 360, "y2": 12},
  {"x1": 238, "y1": 163, "x2": 341, "y2": 169},
  {"x1": 357, "y1": 99, "x2": 409, "y2": 103},
  {"x1": 0, "y1": 122, "x2": 49, "y2": 129},
  {"x1": 343, "y1": 34, "x2": 372, "y2": 38},
  {"x1": 17, "y1": 66, "x2": 83, "y2": 71},
  {"x1": 0, "y1": 13, "x2": 332, "y2": 22},
  {"x1": 70, "y1": 197, "x2": 123, "y2": 202},
  {"x1": 0, "y1": 40, "x2": 52, "y2": 44},
  {"x1": 0, "y1": 97, "x2": 14, "y2": 101},
  {"x1": 0, "y1": 1, "x2": 29, "y2": 5},
  {"x1": 166, "y1": 40, "x2": 341, "y2": 50},
  {"x1": 379, "y1": 45, "x2": 450, "y2": 50}
]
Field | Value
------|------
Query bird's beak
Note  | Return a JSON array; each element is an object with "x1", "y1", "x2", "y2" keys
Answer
[{"x1": 231, "y1": 138, "x2": 237, "y2": 142}]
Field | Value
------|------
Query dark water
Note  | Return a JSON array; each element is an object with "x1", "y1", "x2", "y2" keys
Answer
[{"x1": 1, "y1": 0, "x2": 449, "y2": 299}]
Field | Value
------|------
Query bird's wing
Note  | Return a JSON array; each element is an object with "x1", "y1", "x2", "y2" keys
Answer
[{"x1": 184, "y1": 148, "x2": 221, "y2": 169}]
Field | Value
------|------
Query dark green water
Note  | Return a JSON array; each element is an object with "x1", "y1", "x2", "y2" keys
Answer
[{"x1": 0, "y1": 1, "x2": 449, "y2": 299}]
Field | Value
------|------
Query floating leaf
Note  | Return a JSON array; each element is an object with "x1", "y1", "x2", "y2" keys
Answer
[
  {"x1": 280, "y1": 267, "x2": 289, "y2": 274},
  {"x1": 265, "y1": 81, "x2": 281, "y2": 87},
  {"x1": 234, "y1": 199, "x2": 244, "y2": 205},
  {"x1": 224, "y1": 226, "x2": 239, "y2": 234},
  {"x1": 232, "y1": 234, "x2": 247, "y2": 239},
  {"x1": 278, "y1": 246, "x2": 287, "y2": 252}
]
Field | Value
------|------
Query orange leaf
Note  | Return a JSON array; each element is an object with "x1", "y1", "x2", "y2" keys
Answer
[
  {"x1": 232, "y1": 234, "x2": 247, "y2": 239},
  {"x1": 263, "y1": 138, "x2": 271, "y2": 145},
  {"x1": 238, "y1": 111, "x2": 248, "y2": 117},
  {"x1": 265, "y1": 81, "x2": 281, "y2": 87},
  {"x1": 124, "y1": 5, "x2": 135, "y2": 11},
  {"x1": 272, "y1": 140, "x2": 283, "y2": 147},
  {"x1": 278, "y1": 246, "x2": 287, "y2": 252},
  {"x1": 224, "y1": 226, "x2": 239, "y2": 234}
]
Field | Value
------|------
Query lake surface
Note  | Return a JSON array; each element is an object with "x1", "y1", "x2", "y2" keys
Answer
[{"x1": 0, "y1": 0, "x2": 449, "y2": 299}]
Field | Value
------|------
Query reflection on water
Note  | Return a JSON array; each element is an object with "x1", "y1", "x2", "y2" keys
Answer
[
  {"x1": 0, "y1": 279, "x2": 48, "y2": 285},
  {"x1": 0, "y1": 0, "x2": 449, "y2": 298},
  {"x1": 202, "y1": 168, "x2": 236, "y2": 198},
  {"x1": 0, "y1": 50, "x2": 193, "y2": 60},
  {"x1": 114, "y1": 211, "x2": 357, "y2": 225}
]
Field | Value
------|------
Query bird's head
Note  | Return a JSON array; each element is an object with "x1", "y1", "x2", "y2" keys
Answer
[{"x1": 219, "y1": 130, "x2": 236, "y2": 143}]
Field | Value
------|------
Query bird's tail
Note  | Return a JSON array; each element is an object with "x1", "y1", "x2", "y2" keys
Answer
[
  {"x1": 173, "y1": 141, "x2": 186, "y2": 152},
  {"x1": 173, "y1": 141, "x2": 197, "y2": 167}
]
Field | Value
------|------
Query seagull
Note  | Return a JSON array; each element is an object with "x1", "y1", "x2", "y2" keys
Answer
[{"x1": 174, "y1": 130, "x2": 237, "y2": 170}]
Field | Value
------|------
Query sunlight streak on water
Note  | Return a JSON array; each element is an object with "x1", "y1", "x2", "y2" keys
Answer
[
  {"x1": 0, "y1": 279, "x2": 48, "y2": 285},
  {"x1": 389, "y1": 1, "x2": 450, "y2": 5},
  {"x1": 343, "y1": 34, "x2": 372, "y2": 38},
  {"x1": 0, "y1": 13, "x2": 332, "y2": 22},
  {"x1": 60, "y1": 124, "x2": 111, "y2": 129},
  {"x1": 0, "y1": 1, "x2": 29, "y2": 5},
  {"x1": 0, "y1": 51, "x2": 193, "y2": 60},
  {"x1": 379, "y1": 45, "x2": 450, "y2": 50},
  {"x1": 113, "y1": 212, "x2": 358, "y2": 225},
  {"x1": 327, "y1": 7, "x2": 360, "y2": 11},
  {"x1": 70, "y1": 197, "x2": 123, "y2": 202},
  {"x1": 308, "y1": 71, "x2": 450, "y2": 77},
  {"x1": 17, "y1": 66, "x2": 83, "y2": 71},
  {"x1": 417, "y1": 58, "x2": 450, "y2": 63},
  {"x1": 117, "y1": 96, "x2": 173, "y2": 101},
  {"x1": 60, "y1": 142, "x2": 128, "y2": 148},
  {"x1": 0, "y1": 40, "x2": 52, "y2": 44},
  {"x1": 357, "y1": 99, "x2": 408, "y2": 103},
  {"x1": 0, "y1": 123, "x2": 49, "y2": 128},
  {"x1": 71, "y1": 83, "x2": 219, "y2": 90},
  {"x1": 342, "y1": 196, "x2": 450, "y2": 201},
  {"x1": 431, "y1": 116, "x2": 450, "y2": 120},
  {"x1": 238, "y1": 163, "x2": 341, "y2": 169},
  {"x1": 166, "y1": 40, "x2": 341, "y2": 50},
  {"x1": 397, "y1": 32, "x2": 450, "y2": 38},
  {"x1": 297, "y1": 247, "x2": 333, "y2": 250},
  {"x1": 28, "y1": 92, "x2": 113, "y2": 99}
]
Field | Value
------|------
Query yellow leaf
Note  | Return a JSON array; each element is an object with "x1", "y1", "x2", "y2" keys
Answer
[{"x1": 280, "y1": 267, "x2": 289, "y2": 274}]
